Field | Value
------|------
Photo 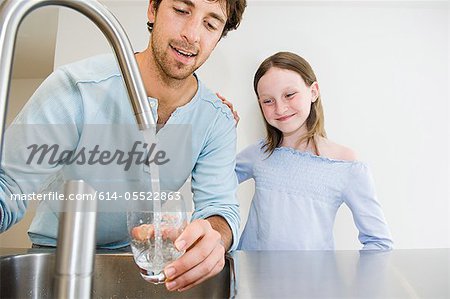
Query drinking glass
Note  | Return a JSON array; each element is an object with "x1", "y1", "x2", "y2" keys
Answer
[{"x1": 127, "y1": 197, "x2": 187, "y2": 284}]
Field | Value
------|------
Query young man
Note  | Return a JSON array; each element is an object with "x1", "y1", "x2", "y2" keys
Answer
[{"x1": 0, "y1": 0, "x2": 246, "y2": 291}]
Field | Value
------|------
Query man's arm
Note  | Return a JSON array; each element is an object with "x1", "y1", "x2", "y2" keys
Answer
[
  {"x1": 163, "y1": 99, "x2": 239, "y2": 291},
  {"x1": 1, "y1": 69, "x2": 82, "y2": 232},
  {"x1": 206, "y1": 215, "x2": 232, "y2": 250}
]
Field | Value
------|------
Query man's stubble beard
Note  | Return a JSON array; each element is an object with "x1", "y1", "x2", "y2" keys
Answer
[{"x1": 150, "y1": 34, "x2": 199, "y2": 81}]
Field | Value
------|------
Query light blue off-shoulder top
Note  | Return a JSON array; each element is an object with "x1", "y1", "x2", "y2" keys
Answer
[{"x1": 236, "y1": 140, "x2": 393, "y2": 250}]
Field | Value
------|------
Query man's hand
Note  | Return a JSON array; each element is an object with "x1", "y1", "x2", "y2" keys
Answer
[{"x1": 163, "y1": 216, "x2": 231, "y2": 292}]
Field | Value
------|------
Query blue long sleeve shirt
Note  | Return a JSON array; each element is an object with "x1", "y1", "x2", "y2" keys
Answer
[
  {"x1": 0, "y1": 54, "x2": 240, "y2": 250},
  {"x1": 236, "y1": 141, "x2": 393, "y2": 250}
]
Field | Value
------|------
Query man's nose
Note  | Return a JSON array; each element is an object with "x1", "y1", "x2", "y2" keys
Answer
[{"x1": 181, "y1": 17, "x2": 201, "y2": 44}]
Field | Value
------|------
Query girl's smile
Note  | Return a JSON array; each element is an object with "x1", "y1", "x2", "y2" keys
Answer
[{"x1": 275, "y1": 113, "x2": 296, "y2": 122}]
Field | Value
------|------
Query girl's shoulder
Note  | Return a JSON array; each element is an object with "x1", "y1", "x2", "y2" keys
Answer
[
  {"x1": 316, "y1": 137, "x2": 358, "y2": 162},
  {"x1": 237, "y1": 139, "x2": 267, "y2": 159}
]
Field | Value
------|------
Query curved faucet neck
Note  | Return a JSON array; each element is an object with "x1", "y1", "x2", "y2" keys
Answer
[{"x1": 0, "y1": 0, "x2": 155, "y2": 158}]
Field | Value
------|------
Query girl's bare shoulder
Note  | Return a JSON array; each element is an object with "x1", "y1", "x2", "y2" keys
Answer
[{"x1": 316, "y1": 137, "x2": 358, "y2": 162}]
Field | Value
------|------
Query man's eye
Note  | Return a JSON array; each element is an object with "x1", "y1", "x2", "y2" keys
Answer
[
  {"x1": 205, "y1": 21, "x2": 218, "y2": 31},
  {"x1": 174, "y1": 7, "x2": 188, "y2": 14}
]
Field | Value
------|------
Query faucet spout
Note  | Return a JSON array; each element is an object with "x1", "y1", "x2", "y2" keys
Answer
[
  {"x1": 0, "y1": 0, "x2": 156, "y2": 157},
  {"x1": 0, "y1": 1, "x2": 158, "y2": 298}
]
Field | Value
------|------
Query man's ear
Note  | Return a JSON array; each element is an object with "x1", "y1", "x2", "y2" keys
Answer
[
  {"x1": 148, "y1": 0, "x2": 156, "y2": 24},
  {"x1": 311, "y1": 82, "x2": 320, "y2": 102}
]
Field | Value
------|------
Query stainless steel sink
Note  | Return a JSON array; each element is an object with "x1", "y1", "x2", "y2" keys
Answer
[{"x1": 0, "y1": 251, "x2": 236, "y2": 298}]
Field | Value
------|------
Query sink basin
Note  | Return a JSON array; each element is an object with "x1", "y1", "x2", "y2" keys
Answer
[{"x1": 0, "y1": 252, "x2": 235, "y2": 298}]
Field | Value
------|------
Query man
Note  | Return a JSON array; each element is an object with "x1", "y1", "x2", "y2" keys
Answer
[{"x1": 0, "y1": 0, "x2": 246, "y2": 291}]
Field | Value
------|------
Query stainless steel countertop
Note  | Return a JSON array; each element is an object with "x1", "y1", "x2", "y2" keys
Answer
[
  {"x1": 1, "y1": 248, "x2": 449, "y2": 298},
  {"x1": 232, "y1": 249, "x2": 449, "y2": 298}
]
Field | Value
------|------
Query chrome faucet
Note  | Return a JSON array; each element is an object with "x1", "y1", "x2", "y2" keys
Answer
[
  {"x1": 0, "y1": 0, "x2": 157, "y2": 298},
  {"x1": 0, "y1": 0, "x2": 156, "y2": 139}
]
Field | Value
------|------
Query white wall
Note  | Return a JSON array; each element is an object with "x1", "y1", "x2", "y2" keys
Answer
[{"x1": 51, "y1": 0, "x2": 450, "y2": 249}]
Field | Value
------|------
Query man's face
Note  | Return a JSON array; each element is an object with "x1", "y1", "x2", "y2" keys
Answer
[{"x1": 148, "y1": 0, "x2": 227, "y2": 80}]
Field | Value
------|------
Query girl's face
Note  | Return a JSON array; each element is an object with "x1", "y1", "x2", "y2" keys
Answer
[{"x1": 257, "y1": 67, "x2": 318, "y2": 137}]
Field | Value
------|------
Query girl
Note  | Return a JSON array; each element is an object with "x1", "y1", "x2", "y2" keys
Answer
[{"x1": 228, "y1": 52, "x2": 393, "y2": 250}]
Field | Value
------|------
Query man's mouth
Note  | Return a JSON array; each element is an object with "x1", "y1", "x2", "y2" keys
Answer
[{"x1": 170, "y1": 45, "x2": 197, "y2": 58}]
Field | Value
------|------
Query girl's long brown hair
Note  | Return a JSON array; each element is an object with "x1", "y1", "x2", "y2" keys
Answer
[{"x1": 254, "y1": 52, "x2": 326, "y2": 156}]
